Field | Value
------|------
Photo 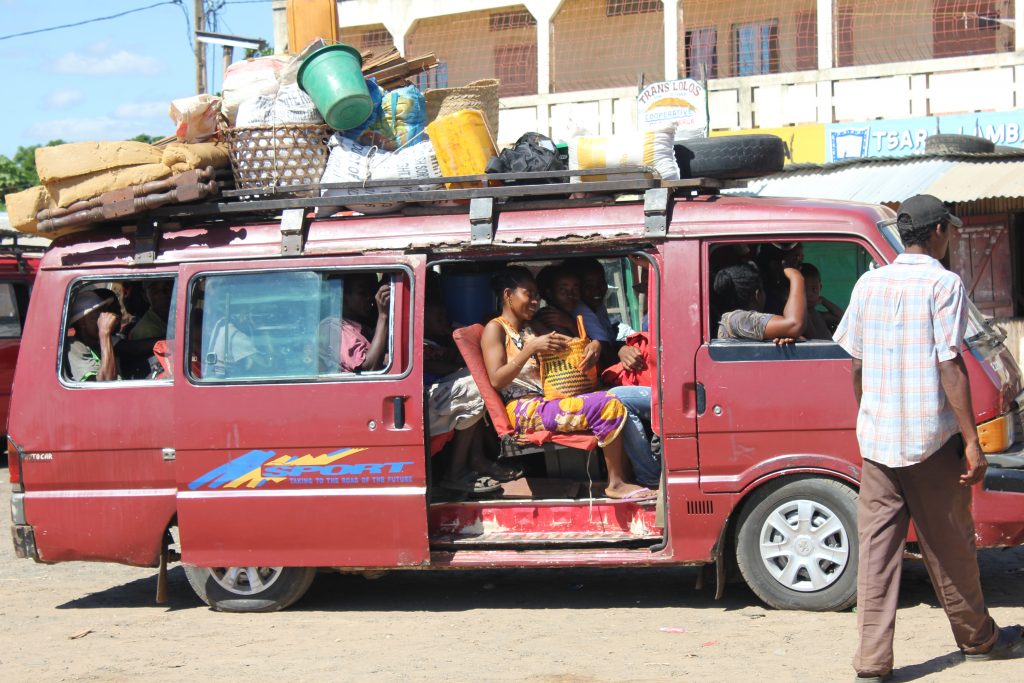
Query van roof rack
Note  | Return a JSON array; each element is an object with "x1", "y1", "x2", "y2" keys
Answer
[
  {"x1": 0, "y1": 229, "x2": 46, "y2": 273},
  {"x1": 146, "y1": 168, "x2": 742, "y2": 222}
]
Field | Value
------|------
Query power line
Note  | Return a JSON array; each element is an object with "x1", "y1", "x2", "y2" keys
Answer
[{"x1": 0, "y1": 1, "x2": 185, "y2": 42}]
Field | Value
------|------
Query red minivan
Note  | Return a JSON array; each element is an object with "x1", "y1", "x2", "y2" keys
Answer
[
  {"x1": 8, "y1": 182, "x2": 1024, "y2": 613},
  {"x1": 0, "y1": 231, "x2": 40, "y2": 444}
]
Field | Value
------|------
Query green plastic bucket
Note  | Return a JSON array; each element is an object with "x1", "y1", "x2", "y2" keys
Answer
[{"x1": 297, "y1": 44, "x2": 372, "y2": 131}]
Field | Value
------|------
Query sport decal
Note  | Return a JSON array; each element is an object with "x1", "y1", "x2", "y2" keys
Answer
[{"x1": 188, "y1": 448, "x2": 414, "y2": 490}]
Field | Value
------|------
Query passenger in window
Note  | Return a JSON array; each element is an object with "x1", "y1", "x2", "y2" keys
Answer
[
  {"x1": 423, "y1": 280, "x2": 514, "y2": 496},
  {"x1": 534, "y1": 265, "x2": 601, "y2": 358},
  {"x1": 756, "y1": 242, "x2": 804, "y2": 315},
  {"x1": 65, "y1": 289, "x2": 122, "y2": 382},
  {"x1": 482, "y1": 267, "x2": 654, "y2": 500},
  {"x1": 318, "y1": 273, "x2": 391, "y2": 373},
  {"x1": 128, "y1": 280, "x2": 174, "y2": 341},
  {"x1": 713, "y1": 261, "x2": 806, "y2": 343},
  {"x1": 799, "y1": 263, "x2": 845, "y2": 340}
]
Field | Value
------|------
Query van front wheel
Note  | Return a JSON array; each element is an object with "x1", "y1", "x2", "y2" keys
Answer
[
  {"x1": 184, "y1": 564, "x2": 316, "y2": 613},
  {"x1": 735, "y1": 477, "x2": 858, "y2": 611}
]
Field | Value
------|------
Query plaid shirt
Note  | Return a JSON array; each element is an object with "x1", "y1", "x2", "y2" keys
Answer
[{"x1": 833, "y1": 253, "x2": 968, "y2": 467}]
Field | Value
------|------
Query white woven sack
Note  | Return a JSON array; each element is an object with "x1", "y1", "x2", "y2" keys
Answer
[
  {"x1": 568, "y1": 126, "x2": 679, "y2": 182},
  {"x1": 319, "y1": 137, "x2": 441, "y2": 215}
]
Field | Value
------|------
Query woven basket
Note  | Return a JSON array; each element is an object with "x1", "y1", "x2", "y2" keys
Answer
[
  {"x1": 424, "y1": 79, "x2": 500, "y2": 142},
  {"x1": 224, "y1": 123, "x2": 331, "y2": 195}
]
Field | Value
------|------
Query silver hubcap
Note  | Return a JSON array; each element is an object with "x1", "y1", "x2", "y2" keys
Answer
[
  {"x1": 208, "y1": 566, "x2": 283, "y2": 596},
  {"x1": 758, "y1": 499, "x2": 850, "y2": 592}
]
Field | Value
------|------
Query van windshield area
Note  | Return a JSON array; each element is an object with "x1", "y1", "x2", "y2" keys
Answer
[{"x1": 0, "y1": 282, "x2": 29, "y2": 338}]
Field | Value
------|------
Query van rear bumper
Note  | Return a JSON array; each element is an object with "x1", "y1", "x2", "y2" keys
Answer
[{"x1": 11, "y1": 524, "x2": 38, "y2": 560}]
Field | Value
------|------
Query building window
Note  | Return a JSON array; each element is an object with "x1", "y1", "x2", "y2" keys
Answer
[
  {"x1": 361, "y1": 28, "x2": 392, "y2": 48},
  {"x1": 490, "y1": 9, "x2": 536, "y2": 31},
  {"x1": 733, "y1": 20, "x2": 779, "y2": 76},
  {"x1": 796, "y1": 10, "x2": 817, "y2": 71},
  {"x1": 834, "y1": 4, "x2": 854, "y2": 67},
  {"x1": 414, "y1": 62, "x2": 448, "y2": 91},
  {"x1": 933, "y1": 1, "x2": 1000, "y2": 58},
  {"x1": 494, "y1": 44, "x2": 538, "y2": 97},
  {"x1": 606, "y1": 0, "x2": 662, "y2": 17},
  {"x1": 685, "y1": 27, "x2": 718, "y2": 80}
]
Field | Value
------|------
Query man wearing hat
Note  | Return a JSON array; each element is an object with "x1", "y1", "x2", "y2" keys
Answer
[
  {"x1": 66, "y1": 289, "x2": 122, "y2": 382},
  {"x1": 834, "y1": 194, "x2": 1023, "y2": 681}
]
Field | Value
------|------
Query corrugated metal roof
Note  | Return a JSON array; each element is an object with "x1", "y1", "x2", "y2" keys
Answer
[
  {"x1": 927, "y1": 160, "x2": 1024, "y2": 201},
  {"x1": 728, "y1": 154, "x2": 1024, "y2": 204},
  {"x1": 733, "y1": 159, "x2": 956, "y2": 204}
]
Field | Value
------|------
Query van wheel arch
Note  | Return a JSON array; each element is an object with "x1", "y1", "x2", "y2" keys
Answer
[{"x1": 733, "y1": 474, "x2": 859, "y2": 612}]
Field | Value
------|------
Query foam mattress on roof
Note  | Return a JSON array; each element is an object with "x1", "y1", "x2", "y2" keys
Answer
[{"x1": 36, "y1": 141, "x2": 163, "y2": 184}]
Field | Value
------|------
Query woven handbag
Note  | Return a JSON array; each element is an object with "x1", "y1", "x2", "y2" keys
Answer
[{"x1": 537, "y1": 315, "x2": 599, "y2": 400}]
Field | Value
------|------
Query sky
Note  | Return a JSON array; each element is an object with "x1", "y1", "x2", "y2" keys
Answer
[{"x1": 0, "y1": 0, "x2": 276, "y2": 158}]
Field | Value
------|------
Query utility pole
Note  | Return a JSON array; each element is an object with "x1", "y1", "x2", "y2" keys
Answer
[{"x1": 194, "y1": 0, "x2": 207, "y2": 94}]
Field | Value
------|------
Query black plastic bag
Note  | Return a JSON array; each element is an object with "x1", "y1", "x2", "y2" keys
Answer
[{"x1": 486, "y1": 132, "x2": 566, "y2": 184}]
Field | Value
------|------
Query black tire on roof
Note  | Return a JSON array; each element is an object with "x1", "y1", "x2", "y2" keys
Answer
[
  {"x1": 924, "y1": 134, "x2": 995, "y2": 154},
  {"x1": 674, "y1": 134, "x2": 787, "y2": 180}
]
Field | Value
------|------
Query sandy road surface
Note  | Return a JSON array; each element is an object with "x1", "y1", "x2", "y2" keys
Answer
[{"x1": 1, "y1": 470, "x2": 1022, "y2": 683}]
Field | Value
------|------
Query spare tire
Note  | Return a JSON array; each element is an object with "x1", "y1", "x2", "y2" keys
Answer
[
  {"x1": 924, "y1": 134, "x2": 994, "y2": 154},
  {"x1": 674, "y1": 135, "x2": 786, "y2": 180}
]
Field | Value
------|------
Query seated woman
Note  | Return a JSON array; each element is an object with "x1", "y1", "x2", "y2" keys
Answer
[
  {"x1": 480, "y1": 266, "x2": 654, "y2": 500},
  {"x1": 318, "y1": 273, "x2": 391, "y2": 373},
  {"x1": 713, "y1": 261, "x2": 806, "y2": 343},
  {"x1": 799, "y1": 262, "x2": 845, "y2": 340}
]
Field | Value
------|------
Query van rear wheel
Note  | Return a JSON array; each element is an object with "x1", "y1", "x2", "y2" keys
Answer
[
  {"x1": 184, "y1": 564, "x2": 316, "y2": 613},
  {"x1": 735, "y1": 477, "x2": 858, "y2": 611}
]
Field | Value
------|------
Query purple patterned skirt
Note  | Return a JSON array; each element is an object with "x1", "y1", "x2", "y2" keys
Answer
[{"x1": 505, "y1": 391, "x2": 626, "y2": 447}]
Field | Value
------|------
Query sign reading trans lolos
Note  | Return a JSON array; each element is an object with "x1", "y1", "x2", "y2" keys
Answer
[
  {"x1": 638, "y1": 79, "x2": 708, "y2": 141},
  {"x1": 827, "y1": 109, "x2": 1024, "y2": 162}
]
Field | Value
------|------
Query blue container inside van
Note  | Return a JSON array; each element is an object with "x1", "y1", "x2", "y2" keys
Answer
[{"x1": 442, "y1": 272, "x2": 495, "y2": 326}]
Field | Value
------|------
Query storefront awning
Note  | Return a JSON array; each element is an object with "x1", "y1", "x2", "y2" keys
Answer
[{"x1": 729, "y1": 154, "x2": 1024, "y2": 204}]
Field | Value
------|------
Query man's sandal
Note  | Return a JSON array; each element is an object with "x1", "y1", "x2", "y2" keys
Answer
[{"x1": 964, "y1": 625, "x2": 1024, "y2": 661}]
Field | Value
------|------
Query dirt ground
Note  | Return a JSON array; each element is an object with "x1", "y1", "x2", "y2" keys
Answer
[{"x1": 1, "y1": 470, "x2": 1022, "y2": 683}]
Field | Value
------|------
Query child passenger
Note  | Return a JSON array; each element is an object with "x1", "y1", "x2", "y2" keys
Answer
[
  {"x1": 799, "y1": 263, "x2": 846, "y2": 340},
  {"x1": 713, "y1": 261, "x2": 806, "y2": 343}
]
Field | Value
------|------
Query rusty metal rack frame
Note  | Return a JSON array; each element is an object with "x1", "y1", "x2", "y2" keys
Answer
[
  {"x1": 0, "y1": 229, "x2": 47, "y2": 273},
  {"x1": 120, "y1": 168, "x2": 745, "y2": 261}
]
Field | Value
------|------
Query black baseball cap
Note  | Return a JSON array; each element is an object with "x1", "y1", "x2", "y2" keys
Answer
[{"x1": 897, "y1": 194, "x2": 963, "y2": 230}]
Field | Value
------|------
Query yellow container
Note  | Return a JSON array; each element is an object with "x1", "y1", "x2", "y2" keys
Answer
[{"x1": 426, "y1": 109, "x2": 498, "y2": 189}]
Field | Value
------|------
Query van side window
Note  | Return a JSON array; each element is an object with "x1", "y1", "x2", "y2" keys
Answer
[
  {"x1": 0, "y1": 282, "x2": 28, "y2": 338},
  {"x1": 707, "y1": 240, "x2": 873, "y2": 344},
  {"x1": 187, "y1": 269, "x2": 408, "y2": 382},
  {"x1": 61, "y1": 276, "x2": 178, "y2": 383}
]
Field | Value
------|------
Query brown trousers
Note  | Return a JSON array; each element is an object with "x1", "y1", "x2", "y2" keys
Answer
[{"x1": 853, "y1": 435, "x2": 999, "y2": 675}]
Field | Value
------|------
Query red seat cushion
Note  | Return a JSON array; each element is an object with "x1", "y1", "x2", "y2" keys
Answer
[{"x1": 452, "y1": 324, "x2": 597, "y2": 452}]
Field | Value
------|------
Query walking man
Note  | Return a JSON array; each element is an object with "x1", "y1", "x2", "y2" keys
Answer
[{"x1": 833, "y1": 194, "x2": 1023, "y2": 681}]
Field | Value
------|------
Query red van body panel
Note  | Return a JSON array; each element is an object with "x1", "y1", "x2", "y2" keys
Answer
[
  {"x1": 11, "y1": 267, "x2": 176, "y2": 566},
  {"x1": 172, "y1": 256, "x2": 430, "y2": 568}
]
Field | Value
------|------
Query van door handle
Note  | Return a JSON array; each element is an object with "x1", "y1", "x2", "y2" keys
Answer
[
  {"x1": 393, "y1": 396, "x2": 406, "y2": 429},
  {"x1": 695, "y1": 382, "x2": 706, "y2": 416}
]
